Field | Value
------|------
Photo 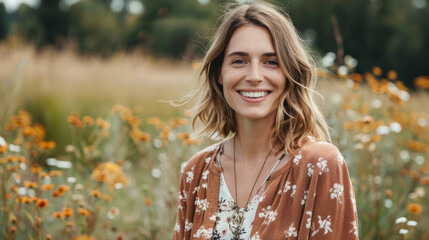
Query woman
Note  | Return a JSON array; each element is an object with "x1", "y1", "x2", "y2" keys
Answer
[{"x1": 173, "y1": 1, "x2": 358, "y2": 239}]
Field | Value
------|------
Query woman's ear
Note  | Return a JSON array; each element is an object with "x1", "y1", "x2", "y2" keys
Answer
[{"x1": 218, "y1": 75, "x2": 223, "y2": 85}]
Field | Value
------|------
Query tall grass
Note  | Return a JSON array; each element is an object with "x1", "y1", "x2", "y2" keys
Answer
[{"x1": 0, "y1": 43, "x2": 428, "y2": 239}]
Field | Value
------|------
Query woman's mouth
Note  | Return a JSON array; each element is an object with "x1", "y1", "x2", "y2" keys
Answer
[{"x1": 238, "y1": 91, "x2": 270, "y2": 98}]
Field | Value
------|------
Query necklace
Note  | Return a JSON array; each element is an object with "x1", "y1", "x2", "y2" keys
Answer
[{"x1": 232, "y1": 135, "x2": 275, "y2": 238}]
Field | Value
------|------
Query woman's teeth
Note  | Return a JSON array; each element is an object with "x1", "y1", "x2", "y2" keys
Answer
[{"x1": 239, "y1": 91, "x2": 269, "y2": 98}]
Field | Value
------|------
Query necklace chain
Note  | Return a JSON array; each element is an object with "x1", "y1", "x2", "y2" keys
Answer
[{"x1": 233, "y1": 135, "x2": 274, "y2": 209}]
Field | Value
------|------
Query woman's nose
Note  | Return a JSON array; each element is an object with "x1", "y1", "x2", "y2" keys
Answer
[{"x1": 246, "y1": 63, "x2": 263, "y2": 85}]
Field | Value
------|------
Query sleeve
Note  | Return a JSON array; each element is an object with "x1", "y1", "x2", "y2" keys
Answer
[
  {"x1": 172, "y1": 166, "x2": 190, "y2": 240},
  {"x1": 299, "y1": 147, "x2": 359, "y2": 240}
]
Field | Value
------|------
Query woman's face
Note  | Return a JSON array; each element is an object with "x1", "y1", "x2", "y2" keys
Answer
[{"x1": 219, "y1": 24, "x2": 286, "y2": 122}]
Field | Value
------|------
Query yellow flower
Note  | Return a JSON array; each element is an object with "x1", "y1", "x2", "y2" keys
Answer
[
  {"x1": 91, "y1": 162, "x2": 129, "y2": 191},
  {"x1": 407, "y1": 203, "x2": 422, "y2": 214}
]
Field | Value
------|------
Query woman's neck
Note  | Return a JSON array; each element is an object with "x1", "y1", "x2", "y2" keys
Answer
[{"x1": 233, "y1": 114, "x2": 277, "y2": 165}]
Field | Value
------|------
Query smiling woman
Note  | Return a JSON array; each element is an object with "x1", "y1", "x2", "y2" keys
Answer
[{"x1": 172, "y1": 1, "x2": 358, "y2": 240}]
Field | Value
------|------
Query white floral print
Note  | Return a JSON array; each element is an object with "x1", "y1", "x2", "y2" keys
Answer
[{"x1": 329, "y1": 183, "x2": 344, "y2": 204}]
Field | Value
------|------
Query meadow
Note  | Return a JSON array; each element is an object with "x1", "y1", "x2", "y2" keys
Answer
[{"x1": 0, "y1": 41, "x2": 428, "y2": 240}]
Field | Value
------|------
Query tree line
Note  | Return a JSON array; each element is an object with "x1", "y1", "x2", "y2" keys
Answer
[{"x1": 0, "y1": 0, "x2": 428, "y2": 85}]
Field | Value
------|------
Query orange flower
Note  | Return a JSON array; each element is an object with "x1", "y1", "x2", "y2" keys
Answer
[
  {"x1": 407, "y1": 203, "x2": 422, "y2": 214},
  {"x1": 91, "y1": 162, "x2": 129, "y2": 191},
  {"x1": 90, "y1": 190, "x2": 103, "y2": 198},
  {"x1": 30, "y1": 163, "x2": 42, "y2": 173},
  {"x1": 24, "y1": 181, "x2": 38, "y2": 189},
  {"x1": 42, "y1": 184, "x2": 55, "y2": 191},
  {"x1": 170, "y1": 118, "x2": 189, "y2": 129},
  {"x1": 96, "y1": 117, "x2": 110, "y2": 129},
  {"x1": 184, "y1": 138, "x2": 200, "y2": 146},
  {"x1": 387, "y1": 70, "x2": 397, "y2": 80},
  {"x1": 407, "y1": 140, "x2": 428, "y2": 152},
  {"x1": 78, "y1": 208, "x2": 91, "y2": 217},
  {"x1": 40, "y1": 172, "x2": 50, "y2": 178},
  {"x1": 83, "y1": 116, "x2": 94, "y2": 126},
  {"x1": 20, "y1": 196, "x2": 32, "y2": 204},
  {"x1": 46, "y1": 233, "x2": 52, "y2": 240},
  {"x1": 421, "y1": 177, "x2": 429, "y2": 185},
  {"x1": 10, "y1": 226, "x2": 17, "y2": 234},
  {"x1": 414, "y1": 76, "x2": 429, "y2": 89},
  {"x1": 101, "y1": 194, "x2": 112, "y2": 202},
  {"x1": 39, "y1": 141, "x2": 56, "y2": 150},
  {"x1": 144, "y1": 198, "x2": 152, "y2": 206},
  {"x1": 73, "y1": 235, "x2": 96, "y2": 240},
  {"x1": 52, "y1": 212, "x2": 63, "y2": 219},
  {"x1": 176, "y1": 132, "x2": 190, "y2": 140},
  {"x1": 10, "y1": 215, "x2": 17, "y2": 224},
  {"x1": 49, "y1": 170, "x2": 63, "y2": 176},
  {"x1": 36, "y1": 199, "x2": 49, "y2": 208},
  {"x1": 147, "y1": 117, "x2": 161, "y2": 126},
  {"x1": 56, "y1": 185, "x2": 70, "y2": 194},
  {"x1": 68, "y1": 114, "x2": 84, "y2": 128},
  {"x1": 385, "y1": 189, "x2": 392, "y2": 197},
  {"x1": 349, "y1": 73, "x2": 363, "y2": 82},
  {"x1": 6, "y1": 156, "x2": 15, "y2": 162},
  {"x1": 63, "y1": 208, "x2": 73, "y2": 217},
  {"x1": 0, "y1": 144, "x2": 8, "y2": 154},
  {"x1": 111, "y1": 104, "x2": 123, "y2": 114},
  {"x1": 0, "y1": 157, "x2": 5, "y2": 164},
  {"x1": 16, "y1": 156, "x2": 26, "y2": 163},
  {"x1": 22, "y1": 127, "x2": 35, "y2": 136},
  {"x1": 372, "y1": 66, "x2": 382, "y2": 76}
]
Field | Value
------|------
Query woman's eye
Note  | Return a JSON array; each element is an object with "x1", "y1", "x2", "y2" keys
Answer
[
  {"x1": 265, "y1": 59, "x2": 279, "y2": 66},
  {"x1": 232, "y1": 59, "x2": 246, "y2": 64}
]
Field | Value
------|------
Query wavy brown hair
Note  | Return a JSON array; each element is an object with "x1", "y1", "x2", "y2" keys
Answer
[{"x1": 190, "y1": 1, "x2": 330, "y2": 155}]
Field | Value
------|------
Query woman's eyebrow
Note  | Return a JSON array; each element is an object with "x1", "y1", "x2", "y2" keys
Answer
[{"x1": 226, "y1": 51, "x2": 277, "y2": 57}]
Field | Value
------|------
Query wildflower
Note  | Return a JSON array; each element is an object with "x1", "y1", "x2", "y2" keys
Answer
[
  {"x1": 78, "y1": 208, "x2": 91, "y2": 217},
  {"x1": 46, "y1": 234, "x2": 52, "y2": 240},
  {"x1": 421, "y1": 177, "x2": 429, "y2": 185},
  {"x1": 407, "y1": 140, "x2": 427, "y2": 152},
  {"x1": 145, "y1": 198, "x2": 152, "y2": 206},
  {"x1": 96, "y1": 117, "x2": 110, "y2": 129},
  {"x1": 90, "y1": 190, "x2": 103, "y2": 198},
  {"x1": 385, "y1": 189, "x2": 392, "y2": 197},
  {"x1": 111, "y1": 104, "x2": 123, "y2": 114},
  {"x1": 36, "y1": 199, "x2": 49, "y2": 208},
  {"x1": 101, "y1": 194, "x2": 112, "y2": 202},
  {"x1": 387, "y1": 70, "x2": 397, "y2": 80},
  {"x1": 73, "y1": 235, "x2": 96, "y2": 240},
  {"x1": 16, "y1": 156, "x2": 26, "y2": 163},
  {"x1": 42, "y1": 184, "x2": 55, "y2": 191},
  {"x1": 52, "y1": 212, "x2": 62, "y2": 219},
  {"x1": 10, "y1": 215, "x2": 17, "y2": 224},
  {"x1": 147, "y1": 117, "x2": 161, "y2": 126},
  {"x1": 6, "y1": 156, "x2": 15, "y2": 162},
  {"x1": 395, "y1": 217, "x2": 407, "y2": 224},
  {"x1": 176, "y1": 132, "x2": 190, "y2": 140},
  {"x1": 21, "y1": 196, "x2": 32, "y2": 204},
  {"x1": 407, "y1": 203, "x2": 422, "y2": 214},
  {"x1": 414, "y1": 76, "x2": 429, "y2": 89},
  {"x1": 83, "y1": 116, "x2": 94, "y2": 126},
  {"x1": 399, "y1": 229, "x2": 409, "y2": 235},
  {"x1": 49, "y1": 170, "x2": 63, "y2": 176},
  {"x1": 68, "y1": 114, "x2": 84, "y2": 127},
  {"x1": 170, "y1": 118, "x2": 189, "y2": 129},
  {"x1": 372, "y1": 66, "x2": 382, "y2": 76},
  {"x1": 130, "y1": 129, "x2": 150, "y2": 142},
  {"x1": 0, "y1": 157, "x2": 4, "y2": 164},
  {"x1": 91, "y1": 162, "x2": 129, "y2": 191},
  {"x1": 30, "y1": 163, "x2": 42, "y2": 173},
  {"x1": 56, "y1": 185, "x2": 70, "y2": 194},
  {"x1": 126, "y1": 116, "x2": 140, "y2": 128},
  {"x1": 24, "y1": 181, "x2": 38, "y2": 189},
  {"x1": 349, "y1": 73, "x2": 363, "y2": 82},
  {"x1": 184, "y1": 138, "x2": 200, "y2": 146},
  {"x1": 40, "y1": 141, "x2": 56, "y2": 150},
  {"x1": 10, "y1": 226, "x2": 17, "y2": 234},
  {"x1": 0, "y1": 137, "x2": 7, "y2": 154},
  {"x1": 40, "y1": 172, "x2": 50, "y2": 178},
  {"x1": 107, "y1": 207, "x2": 119, "y2": 219},
  {"x1": 22, "y1": 127, "x2": 35, "y2": 136},
  {"x1": 63, "y1": 208, "x2": 73, "y2": 217},
  {"x1": 407, "y1": 220, "x2": 418, "y2": 226}
]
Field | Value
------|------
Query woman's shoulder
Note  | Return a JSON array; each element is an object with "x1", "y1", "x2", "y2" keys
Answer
[
  {"x1": 291, "y1": 136, "x2": 346, "y2": 172},
  {"x1": 180, "y1": 142, "x2": 222, "y2": 174}
]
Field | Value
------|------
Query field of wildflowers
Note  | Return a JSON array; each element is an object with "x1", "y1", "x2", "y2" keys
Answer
[{"x1": 0, "y1": 44, "x2": 429, "y2": 239}]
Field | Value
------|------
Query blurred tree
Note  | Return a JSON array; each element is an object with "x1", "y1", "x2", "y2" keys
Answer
[
  {"x1": 0, "y1": 3, "x2": 7, "y2": 41},
  {"x1": 12, "y1": 4, "x2": 44, "y2": 46},
  {"x1": 35, "y1": 0, "x2": 70, "y2": 46}
]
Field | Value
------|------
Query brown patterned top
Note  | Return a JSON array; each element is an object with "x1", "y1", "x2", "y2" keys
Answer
[{"x1": 172, "y1": 137, "x2": 359, "y2": 240}]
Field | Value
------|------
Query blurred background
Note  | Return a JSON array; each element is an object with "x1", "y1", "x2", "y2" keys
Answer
[{"x1": 0, "y1": 0, "x2": 428, "y2": 239}]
